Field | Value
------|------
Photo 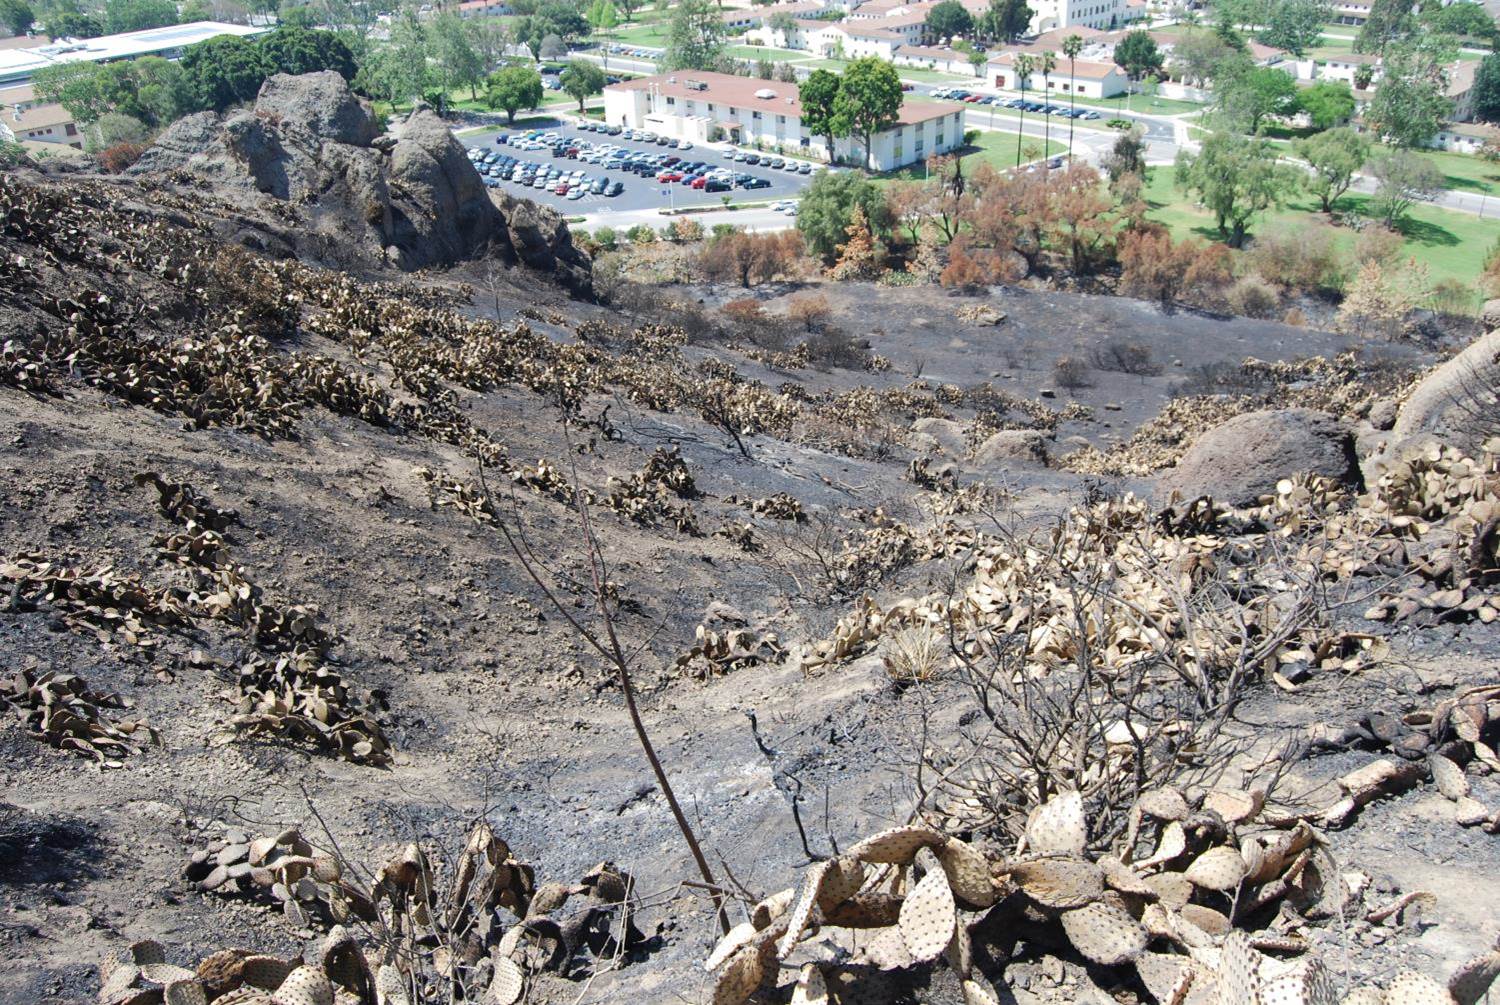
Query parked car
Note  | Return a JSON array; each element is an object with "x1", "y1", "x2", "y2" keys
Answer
[
  {"x1": 705, "y1": 178, "x2": 731, "y2": 192},
  {"x1": 797, "y1": 162, "x2": 813, "y2": 175},
  {"x1": 606, "y1": 180, "x2": 624, "y2": 196}
]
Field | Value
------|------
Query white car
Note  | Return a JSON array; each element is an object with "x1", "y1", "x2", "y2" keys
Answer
[
  {"x1": 567, "y1": 186, "x2": 586, "y2": 199},
  {"x1": 679, "y1": 140, "x2": 693, "y2": 150}
]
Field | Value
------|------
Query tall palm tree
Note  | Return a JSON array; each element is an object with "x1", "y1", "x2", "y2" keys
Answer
[
  {"x1": 1062, "y1": 33, "x2": 1083, "y2": 163},
  {"x1": 1013, "y1": 52, "x2": 1036, "y2": 168},
  {"x1": 1039, "y1": 50, "x2": 1056, "y2": 168}
]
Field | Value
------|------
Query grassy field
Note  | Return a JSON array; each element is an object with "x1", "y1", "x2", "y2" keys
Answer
[
  {"x1": 726, "y1": 44, "x2": 813, "y2": 62},
  {"x1": 1409, "y1": 148, "x2": 1500, "y2": 196},
  {"x1": 608, "y1": 21, "x2": 671, "y2": 47},
  {"x1": 1139, "y1": 167, "x2": 1500, "y2": 290},
  {"x1": 801, "y1": 57, "x2": 971, "y2": 83},
  {"x1": 1059, "y1": 90, "x2": 1206, "y2": 115},
  {"x1": 875, "y1": 129, "x2": 1064, "y2": 184}
]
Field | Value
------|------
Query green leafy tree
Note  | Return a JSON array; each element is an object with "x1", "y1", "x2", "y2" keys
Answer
[
  {"x1": 468, "y1": 19, "x2": 512, "y2": 71},
  {"x1": 976, "y1": 0, "x2": 1031, "y2": 43},
  {"x1": 1367, "y1": 147, "x2": 1444, "y2": 227},
  {"x1": 1169, "y1": 28, "x2": 1236, "y2": 87},
  {"x1": 1215, "y1": 64, "x2": 1298, "y2": 131},
  {"x1": 1100, "y1": 123, "x2": 1147, "y2": 183},
  {"x1": 84, "y1": 110, "x2": 149, "y2": 152},
  {"x1": 1256, "y1": 0, "x2": 1331, "y2": 56},
  {"x1": 102, "y1": 0, "x2": 178, "y2": 34},
  {"x1": 1355, "y1": 0, "x2": 1416, "y2": 52},
  {"x1": 1294, "y1": 125, "x2": 1369, "y2": 211},
  {"x1": 1420, "y1": 2, "x2": 1496, "y2": 43},
  {"x1": 355, "y1": 12, "x2": 435, "y2": 107},
  {"x1": 1473, "y1": 53, "x2": 1500, "y2": 122},
  {"x1": 830, "y1": 55, "x2": 902, "y2": 170},
  {"x1": 661, "y1": 0, "x2": 725, "y2": 70},
  {"x1": 616, "y1": 0, "x2": 642, "y2": 21},
  {"x1": 1364, "y1": 35, "x2": 1457, "y2": 146},
  {"x1": 0, "y1": 0, "x2": 35, "y2": 35},
  {"x1": 559, "y1": 57, "x2": 604, "y2": 112},
  {"x1": 259, "y1": 26, "x2": 357, "y2": 78},
  {"x1": 485, "y1": 63, "x2": 542, "y2": 122},
  {"x1": 181, "y1": 34, "x2": 270, "y2": 111},
  {"x1": 586, "y1": 0, "x2": 616, "y2": 68},
  {"x1": 925, "y1": 0, "x2": 973, "y2": 40},
  {"x1": 432, "y1": 12, "x2": 485, "y2": 99},
  {"x1": 1296, "y1": 78, "x2": 1354, "y2": 128},
  {"x1": 538, "y1": 32, "x2": 565, "y2": 59},
  {"x1": 1208, "y1": 0, "x2": 1269, "y2": 32},
  {"x1": 1114, "y1": 30, "x2": 1162, "y2": 85},
  {"x1": 799, "y1": 68, "x2": 843, "y2": 159},
  {"x1": 1174, "y1": 130, "x2": 1300, "y2": 246},
  {"x1": 38, "y1": 0, "x2": 101, "y2": 37},
  {"x1": 33, "y1": 61, "x2": 112, "y2": 121},
  {"x1": 796, "y1": 168, "x2": 891, "y2": 261}
]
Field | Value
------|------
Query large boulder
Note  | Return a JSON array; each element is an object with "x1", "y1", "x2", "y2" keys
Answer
[
  {"x1": 256, "y1": 70, "x2": 378, "y2": 147},
  {"x1": 972, "y1": 429, "x2": 1050, "y2": 467},
  {"x1": 911, "y1": 417, "x2": 968, "y2": 456},
  {"x1": 1386, "y1": 328, "x2": 1500, "y2": 460},
  {"x1": 128, "y1": 72, "x2": 590, "y2": 293},
  {"x1": 1157, "y1": 408, "x2": 1359, "y2": 507}
]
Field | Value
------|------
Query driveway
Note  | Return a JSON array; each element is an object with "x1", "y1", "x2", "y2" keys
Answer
[{"x1": 459, "y1": 120, "x2": 820, "y2": 217}]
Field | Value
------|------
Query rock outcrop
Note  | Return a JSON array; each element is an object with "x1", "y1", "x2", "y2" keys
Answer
[
  {"x1": 131, "y1": 71, "x2": 590, "y2": 293},
  {"x1": 1387, "y1": 327, "x2": 1500, "y2": 460},
  {"x1": 1157, "y1": 407, "x2": 1360, "y2": 507},
  {"x1": 972, "y1": 430, "x2": 1050, "y2": 468}
]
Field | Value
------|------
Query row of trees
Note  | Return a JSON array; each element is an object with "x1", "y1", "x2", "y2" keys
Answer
[
  {"x1": 923, "y1": 0, "x2": 1035, "y2": 47},
  {"x1": 32, "y1": 25, "x2": 354, "y2": 140},
  {"x1": 3, "y1": 0, "x2": 189, "y2": 40}
]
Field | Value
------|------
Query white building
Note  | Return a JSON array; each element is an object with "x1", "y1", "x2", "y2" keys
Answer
[
  {"x1": 1028, "y1": 0, "x2": 1126, "y2": 33},
  {"x1": 988, "y1": 50, "x2": 1130, "y2": 96},
  {"x1": 602, "y1": 70, "x2": 965, "y2": 170},
  {"x1": 0, "y1": 22, "x2": 266, "y2": 86}
]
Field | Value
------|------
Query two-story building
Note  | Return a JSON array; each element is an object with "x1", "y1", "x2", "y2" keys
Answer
[{"x1": 602, "y1": 70, "x2": 964, "y2": 170}]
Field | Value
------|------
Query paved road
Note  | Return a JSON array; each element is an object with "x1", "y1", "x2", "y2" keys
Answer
[{"x1": 459, "y1": 120, "x2": 817, "y2": 216}]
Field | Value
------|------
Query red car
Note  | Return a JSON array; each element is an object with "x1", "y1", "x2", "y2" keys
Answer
[
  {"x1": 554, "y1": 182, "x2": 570, "y2": 194},
  {"x1": 691, "y1": 176, "x2": 708, "y2": 189},
  {"x1": 964, "y1": 94, "x2": 983, "y2": 102},
  {"x1": 657, "y1": 170, "x2": 683, "y2": 182}
]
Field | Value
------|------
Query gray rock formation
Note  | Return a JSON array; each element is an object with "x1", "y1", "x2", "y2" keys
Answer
[
  {"x1": 910, "y1": 417, "x2": 968, "y2": 457},
  {"x1": 1387, "y1": 328, "x2": 1500, "y2": 460},
  {"x1": 1157, "y1": 407, "x2": 1359, "y2": 507},
  {"x1": 972, "y1": 430, "x2": 1050, "y2": 467},
  {"x1": 131, "y1": 71, "x2": 590, "y2": 293}
]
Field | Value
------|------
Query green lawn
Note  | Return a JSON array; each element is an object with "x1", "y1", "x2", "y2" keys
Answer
[
  {"x1": 607, "y1": 21, "x2": 671, "y2": 47},
  {"x1": 1409, "y1": 148, "x2": 1500, "y2": 196},
  {"x1": 726, "y1": 44, "x2": 814, "y2": 61},
  {"x1": 1139, "y1": 167, "x2": 1500, "y2": 292},
  {"x1": 875, "y1": 129, "x2": 1064, "y2": 184},
  {"x1": 1060, "y1": 90, "x2": 1206, "y2": 115}
]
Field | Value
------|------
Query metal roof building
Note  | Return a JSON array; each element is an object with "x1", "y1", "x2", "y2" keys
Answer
[{"x1": 0, "y1": 22, "x2": 266, "y2": 85}]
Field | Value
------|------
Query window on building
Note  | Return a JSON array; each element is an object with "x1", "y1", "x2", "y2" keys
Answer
[
  {"x1": 752, "y1": 110, "x2": 761, "y2": 120},
  {"x1": 707, "y1": 103, "x2": 715, "y2": 111},
  {"x1": 666, "y1": 96, "x2": 675, "y2": 105},
  {"x1": 777, "y1": 114, "x2": 785, "y2": 124}
]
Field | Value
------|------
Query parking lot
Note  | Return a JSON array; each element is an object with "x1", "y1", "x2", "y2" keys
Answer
[{"x1": 459, "y1": 120, "x2": 820, "y2": 215}]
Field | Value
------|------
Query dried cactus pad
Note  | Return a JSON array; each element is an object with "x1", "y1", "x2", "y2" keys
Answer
[
  {"x1": 898, "y1": 869, "x2": 956, "y2": 963},
  {"x1": 817, "y1": 856, "x2": 868, "y2": 911},
  {"x1": 706, "y1": 923, "x2": 759, "y2": 972},
  {"x1": 847, "y1": 826, "x2": 945, "y2": 865},
  {"x1": 1448, "y1": 951, "x2": 1500, "y2": 1005},
  {"x1": 1009, "y1": 858, "x2": 1104, "y2": 910},
  {"x1": 164, "y1": 981, "x2": 209, "y2": 1005},
  {"x1": 1429, "y1": 755, "x2": 1470, "y2": 800},
  {"x1": 778, "y1": 861, "x2": 831, "y2": 959},
  {"x1": 711, "y1": 946, "x2": 764, "y2": 1005},
  {"x1": 1136, "y1": 787, "x2": 1191, "y2": 821},
  {"x1": 1060, "y1": 901, "x2": 1148, "y2": 966},
  {"x1": 790, "y1": 963, "x2": 829, "y2": 1005},
  {"x1": 1025, "y1": 791, "x2": 1087, "y2": 857},
  {"x1": 937, "y1": 838, "x2": 996, "y2": 908},
  {"x1": 1184, "y1": 846, "x2": 1247, "y2": 892},
  {"x1": 1386, "y1": 972, "x2": 1458, "y2": 1005},
  {"x1": 1203, "y1": 788, "x2": 1264, "y2": 824},
  {"x1": 268, "y1": 966, "x2": 333, "y2": 1005},
  {"x1": 963, "y1": 979, "x2": 1001, "y2": 1005},
  {"x1": 487, "y1": 957, "x2": 525, "y2": 1005},
  {"x1": 1259, "y1": 958, "x2": 1338, "y2": 1005}
]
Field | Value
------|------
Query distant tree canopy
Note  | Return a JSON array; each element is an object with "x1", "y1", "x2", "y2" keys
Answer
[
  {"x1": 34, "y1": 26, "x2": 358, "y2": 127},
  {"x1": 924, "y1": 0, "x2": 973, "y2": 40},
  {"x1": 0, "y1": 0, "x2": 35, "y2": 35}
]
